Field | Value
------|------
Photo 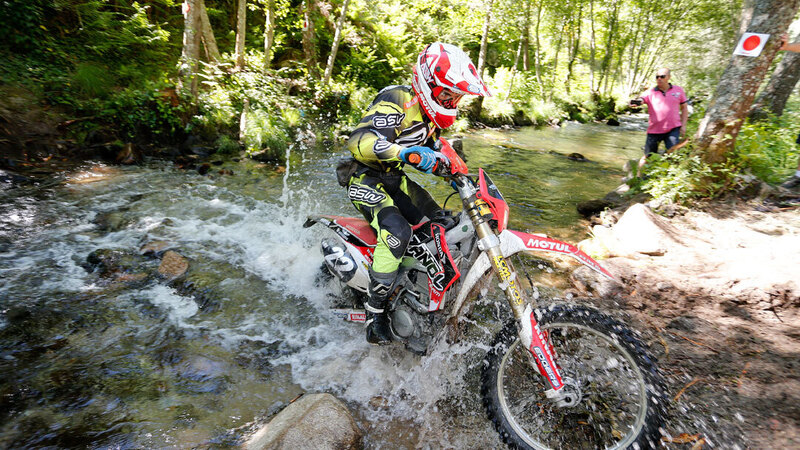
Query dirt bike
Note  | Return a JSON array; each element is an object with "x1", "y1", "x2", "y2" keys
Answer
[{"x1": 304, "y1": 139, "x2": 666, "y2": 449}]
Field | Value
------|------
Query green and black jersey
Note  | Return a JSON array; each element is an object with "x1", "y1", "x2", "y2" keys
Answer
[{"x1": 347, "y1": 85, "x2": 440, "y2": 172}]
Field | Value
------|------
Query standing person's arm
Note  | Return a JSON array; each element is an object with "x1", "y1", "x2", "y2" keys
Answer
[
  {"x1": 680, "y1": 102, "x2": 688, "y2": 137},
  {"x1": 780, "y1": 34, "x2": 800, "y2": 52}
]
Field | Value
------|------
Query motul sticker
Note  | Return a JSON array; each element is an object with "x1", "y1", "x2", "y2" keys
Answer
[{"x1": 527, "y1": 238, "x2": 572, "y2": 252}]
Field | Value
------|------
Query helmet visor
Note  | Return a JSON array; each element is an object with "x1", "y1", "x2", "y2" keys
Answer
[{"x1": 433, "y1": 87, "x2": 464, "y2": 109}]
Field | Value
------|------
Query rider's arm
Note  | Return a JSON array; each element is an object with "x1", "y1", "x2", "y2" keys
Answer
[{"x1": 347, "y1": 92, "x2": 411, "y2": 167}]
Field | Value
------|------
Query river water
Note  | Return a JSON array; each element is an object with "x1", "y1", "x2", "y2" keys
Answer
[{"x1": 0, "y1": 118, "x2": 646, "y2": 448}]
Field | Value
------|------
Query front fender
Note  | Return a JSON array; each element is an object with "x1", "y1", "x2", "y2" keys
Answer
[
  {"x1": 448, "y1": 229, "x2": 616, "y2": 318},
  {"x1": 500, "y1": 229, "x2": 616, "y2": 281}
]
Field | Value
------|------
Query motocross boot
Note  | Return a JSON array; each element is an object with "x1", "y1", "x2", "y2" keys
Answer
[{"x1": 365, "y1": 269, "x2": 396, "y2": 345}]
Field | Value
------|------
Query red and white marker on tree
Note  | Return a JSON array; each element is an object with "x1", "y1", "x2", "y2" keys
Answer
[{"x1": 733, "y1": 32, "x2": 771, "y2": 57}]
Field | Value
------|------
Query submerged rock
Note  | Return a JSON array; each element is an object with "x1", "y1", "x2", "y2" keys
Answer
[
  {"x1": 567, "y1": 152, "x2": 589, "y2": 162},
  {"x1": 158, "y1": 250, "x2": 189, "y2": 279},
  {"x1": 576, "y1": 199, "x2": 613, "y2": 218},
  {"x1": 84, "y1": 248, "x2": 144, "y2": 277},
  {"x1": 244, "y1": 393, "x2": 361, "y2": 450},
  {"x1": 116, "y1": 143, "x2": 141, "y2": 165},
  {"x1": 139, "y1": 240, "x2": 173, "y2": 257}
]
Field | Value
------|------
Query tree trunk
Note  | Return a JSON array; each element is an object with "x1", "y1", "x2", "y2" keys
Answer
[
  {"x1": 322, "y1": 0, "x2": 350, "y2": 86},
  {"x1": 199, "y1": 0, "x2": 220, "y2": 62},
  {"x1": 589, "y1": 0, "x2": 596, "y2": 93},
  {"x1": 749, "y1": 50, "x2": 800, "y2": 119},
  {"x1": 565, "y1": 0, "x2": 583, "y2": 95},
  {"x1": 470, "y1": 0, "x2": 494, "y2": 119},
  {"x1": 548, "y1": 27, "x2": 564, "y2": 101},
  {"x1": 522, "y1": 0, "x2": 532, "y2": 71},
  {"x1": 179, "y1": 0, "x2": 202, "y2": 100},
  {"x1": 596, "y1": 0, "x2": 620, "y2": 94},
  {"x1": 695, "y1": 0, "x2": 800, "y2": 164},
  {"x1": 508, "y1": 37, "x2": 524, "y2": 98},
  {"x1": 302, "y1": 0, "x2": 319, "y2": 79},
  {"x1": 234, "y1": 0, "x2": 247, "y2": 70},
  {"x1": 533, "y1": 2, "x2": 544, "y2": 92},
  {"x1": 477, "y1": 0, "x2": 494, "y2": 78},
  {"x1": 264, "y1": 0, "x2": 275, "y2": 70}
]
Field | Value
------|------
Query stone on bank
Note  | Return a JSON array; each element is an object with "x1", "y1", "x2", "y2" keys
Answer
[{"x1": 244, "y1": 393, "x2": 362, "y2": 450}]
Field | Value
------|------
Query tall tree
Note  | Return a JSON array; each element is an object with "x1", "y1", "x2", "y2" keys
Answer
[
  {"x1": 477, "y1": 0, "x2": 494, "y2": 78},
  {"x1": 521, "y1": 0, "x2": 532, "y2": 71},
  {"x1": 302, "y1": 0, "x2": 319, "y2": 79},
  {"x1": 179, "y1": 0, "x2": 202, "y2": 99},
  {"x1": 695, "y1": 0, "x2": 800, "y2": 164},
  {"x1": 749, "y1": 38, "x2": 800, "y2": 119},
  {"x1": 199, "y1": 0, "x2": 220, "y2": 62},
  {"x1": 322, "y1": 0, "x2": 350, "y2": 86},
  {"x1": 508, "y1": 37, "x2": 524, "y2": 97},
  {"x1": 565, "y1": 0, "x2": 583, "y2": 95},
  {"x1": 263, "y1": 0, "x2": 275, "y2": 70},
  {"x1": 588, "y1": 0, "x2": 596, "y2": 92},
  {"x1": 596, "y1": 0, "x2": 620, "y2": 94},
  {"x1": 234, "y1": 0, "x2": 247, "y2": 70},
  {"x1": 532, "y1": 0, "x2": 544, "y2": 91}
]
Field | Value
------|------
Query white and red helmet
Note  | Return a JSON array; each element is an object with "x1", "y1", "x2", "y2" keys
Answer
[{"x1": 411, "y1": 42, "x2": 491, "y2": 129}]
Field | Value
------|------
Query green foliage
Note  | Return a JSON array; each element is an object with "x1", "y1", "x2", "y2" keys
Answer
[
  {"x1": 638, "y1": 149, "x2": 720, "y2": 205},
  {"x1": 72, "y1": 63, "x2": 115, "y2": 99},
  {"x1": 733, "y1": 113, "x2": 800, "y2": 184},
  {"x1": 0, "y1": 0, "x2": 49, "y2": 52},
  {"x1": 100, "y1": 81, "x2": 187, "y2": 142},
  {"x1": 242, "y1": 109, "x2": 289, "y2": 160},
  {"x1": 214, "y1": 134, "x2": 241, "y2": 154}
]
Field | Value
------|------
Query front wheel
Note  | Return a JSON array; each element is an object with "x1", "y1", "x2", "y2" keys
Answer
[{"x1": 482, "y1": 304, "x2": 665, "y2": 449}]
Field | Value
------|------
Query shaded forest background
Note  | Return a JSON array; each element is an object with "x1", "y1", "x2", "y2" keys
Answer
[{"x1": 1, "y1": 0, "x2": 799, "y2": 203}]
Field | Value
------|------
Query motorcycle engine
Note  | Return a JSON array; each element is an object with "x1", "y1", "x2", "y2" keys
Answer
[{"x1": 389, "y1": 274, "x2": 445, "y2": 354}]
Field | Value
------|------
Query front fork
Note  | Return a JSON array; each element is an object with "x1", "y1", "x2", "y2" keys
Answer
[{"x1": 466, "y1": 198, "x2": 566, "y2": 394}]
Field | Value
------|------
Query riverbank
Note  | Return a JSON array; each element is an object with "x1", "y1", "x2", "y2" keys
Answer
[{"x1": 574, "y1": 200, "x2": 800, "y2": 448}]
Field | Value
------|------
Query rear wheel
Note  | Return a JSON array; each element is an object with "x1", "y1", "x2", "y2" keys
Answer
[{"x1": 482, "y1": 304, "x2": 665, "y2": 449}]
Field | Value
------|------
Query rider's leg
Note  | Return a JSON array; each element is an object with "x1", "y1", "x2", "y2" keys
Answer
[
  {"x1": 349, "y1": 174, "x2": 413, "y2": 344},
  {"x1": 402, "y1": 177, "x2": 442, "y2": 220}
]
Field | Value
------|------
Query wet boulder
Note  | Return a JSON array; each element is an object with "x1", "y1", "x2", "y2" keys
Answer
[
  {"x1": 84, "y1": 248, "x2": 145, "y2": 277},
  {"x1": 158, "y1": 250, "x2": 189, "y2": 279},
  {"x1": 0, "y1": 169, "x2": 31, "y2": 187},
  {"x1": 139, "y1": 240, "x2": 174, "y2": 258},
  {"x1": 173, "y1": 355, "x2": 230, "y2": 395},
  {"x1": 245, "y1": 393, "x2": 361, "y2": 450},
  {"x1": 116, "y1": 143, "x2": 142, "y2": 165},
  {"x1": 93, "y1": 210, "x2": 131, "y2": 232},
  {"x1": 576, "y1": 199, "x2": 613, "y2": 218},
  {"x1": 567, "y1": 152, "x2": 589, "y2": 162}
]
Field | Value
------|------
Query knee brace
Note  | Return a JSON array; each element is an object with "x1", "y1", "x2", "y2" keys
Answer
[{"x1": 377, "y1": 207, "x2": 412, "y2": 260}]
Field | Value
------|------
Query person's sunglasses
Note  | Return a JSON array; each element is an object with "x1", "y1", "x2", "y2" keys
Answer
[{"x1": 656, "y1": 75, "x2": 668, "y2": 79}]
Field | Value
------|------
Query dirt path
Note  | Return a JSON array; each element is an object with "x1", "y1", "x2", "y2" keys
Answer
[{"x1": 573, "y1": 201, "x2": 800, "y2": 449}]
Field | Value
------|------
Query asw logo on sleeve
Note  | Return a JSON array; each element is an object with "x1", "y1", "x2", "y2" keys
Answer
[
  {"x1": 348, "y1": 185, "x2": 386, "y2": 205},
  {"x1": 373, "y1": 113, "x2": 405, "y2": 128}
]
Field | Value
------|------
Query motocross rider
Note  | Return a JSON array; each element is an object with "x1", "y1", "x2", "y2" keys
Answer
[{"x1": 341, "y1": 42, "x2": 490, "y2": 345}]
